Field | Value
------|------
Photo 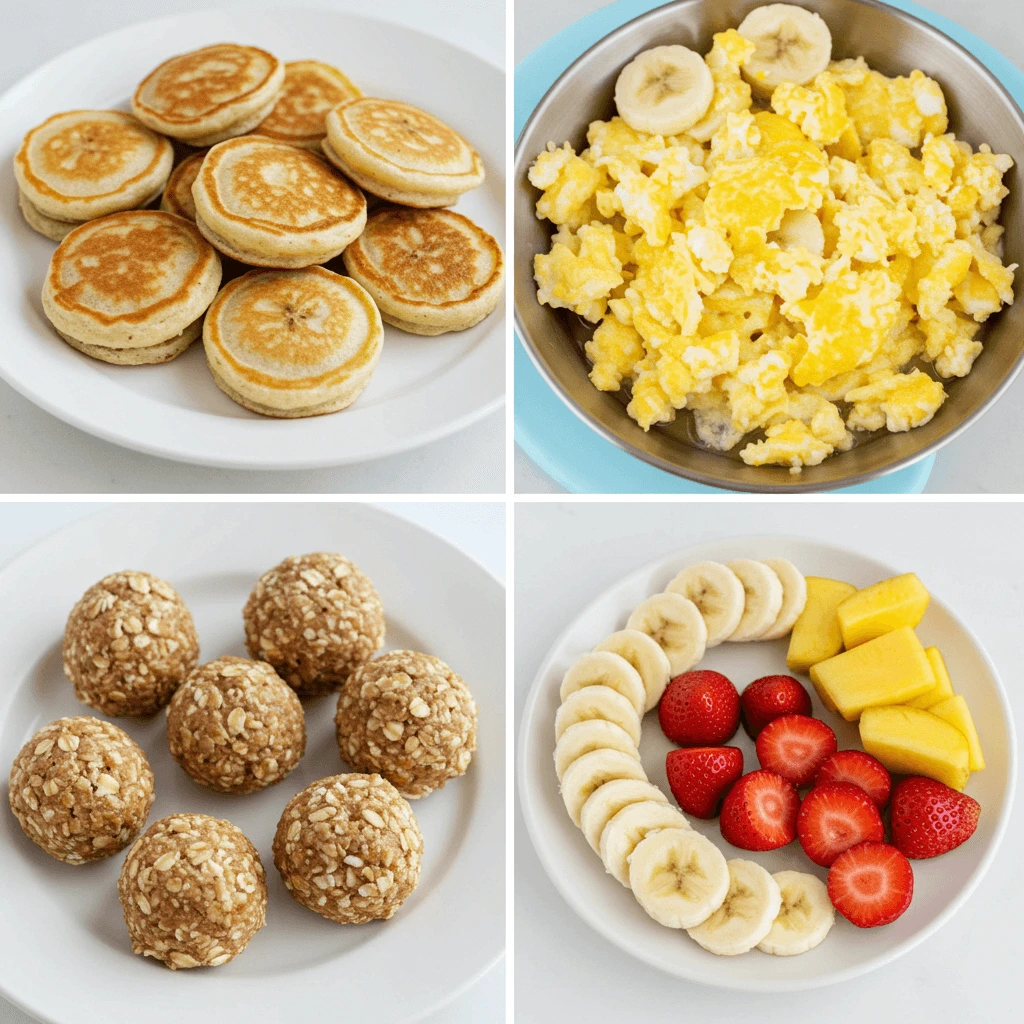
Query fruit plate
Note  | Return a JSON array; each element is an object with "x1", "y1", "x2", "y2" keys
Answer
[
  {"x1": 0, "y1": 8, "x2": 504, "y2": 470},
  {"x1": 517, "y1": 536, "x2": 1016, "y2": 991},
  {"x1": 0, "y1": 504, "x2": 504, "y2": 1024}
]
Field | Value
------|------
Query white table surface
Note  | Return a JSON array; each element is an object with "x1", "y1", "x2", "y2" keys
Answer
[
  {"x1": 514, "y1": 0, "x2": 1024, "y2": 494},
  {"x1": 515, "y1": 501, "x2": 1020, "y2": 1022},
  {"x1": 0, "y1": 500, "x2": 505, "y2": 1024},
  {"x1": 0, "y1": 0, "x2": 505, "y2": 495}
]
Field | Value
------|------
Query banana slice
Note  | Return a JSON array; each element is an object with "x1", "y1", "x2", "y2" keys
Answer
[
  {"x1": 628, "y1": 828, "x2": 730, "y2": 929},
  {"x1": 559, "y1": 651, "x2": 647, "y2": 717},
  {"x1": 686, "y1": 858, "x2": 783, "y2": 956},
  {"x1": 555, "y1": 685, "x2": 642, "y2": 747},
  {"x1": 600, "y1": 800, "x2": 690, "y2": 886},
  {"x1": 594, "y1": 629, "x2": 672, "y2": 712},
  {"x1": 666, "y1": 561, "x2": 746, "y2": 647},
  {"x1": 580, "y1": 778, "x2": 669, "y2": 853},
  {"x1": 737, "y1": 3, "x2": 832, "y2": 99},
  {"x1": 614, "y1": 45, "x2": 715, "y2": 135},
  {"x1": 560, "y1": 748, "x2": 647, "y2": 827},
  {"x1": 626, "y1": 592, "x2": 708, "y2": 676},
  {"x1": 757, "y1": 870, "x2": 835, "y2": 956},
  {"x1": 554, "y1": 719, "x2": 639, "y2": 782},
  {"x1": 758, "y1": 558, "x2": 808, "y2": 641},
  {"x1": 767, "y1": 209, "x2": 825, "y2": 257},
  {"x1": 726, "y1": 559, "x2": 784, "y2": 642}
]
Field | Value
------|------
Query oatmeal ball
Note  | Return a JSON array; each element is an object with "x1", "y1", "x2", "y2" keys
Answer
[
  {"x1": 63, "y1": 570, "x2": 200, "y2": 717},
  {"x1": 273, "y1": 773, "x2": 423, "y2": 924},
  {"x1": 119, "y1": 813, "x2": 267, "y2": 970},
  {"x1": 8, "y1": 716, "x2": 154, "y2": 864},
  {"x1": 336, "y1": 651, "x2": 478, "y2": 798},
  {"x1": 243, "y1": 553, "x2": 385, "y2": 698},
  {"x1": 167, "y1": 656, "x2": 306, "y2": 794}
]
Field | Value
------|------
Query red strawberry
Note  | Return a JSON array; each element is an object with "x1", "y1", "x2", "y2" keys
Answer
[
  {"x1": 741, "y1": 675, "x2": 812, "y2": 738},
  {"x1": 827, "y1": 841, "x2": 914, "y2": 928},
  {"x1": 719, "y1": 769, "x2": 799, "y2": 851},
  {"x1": 665, "y1": 747, "x2": 744, "y2": 819},
  {"x1": 658, "y1": 670, "x2": 740, "y2": 747},
  {"x1": 890, "y1": 776, "x2": 981, "y2": 859},
  {"x1": 798, "y1": 782, "x2": 885, "y2": 867},
  {"x1": 814, "y1": 750, "x2": 892, "y2": 809},
  {"x1": 755, "y1": 714, "x2": 837, "y2": 786}
]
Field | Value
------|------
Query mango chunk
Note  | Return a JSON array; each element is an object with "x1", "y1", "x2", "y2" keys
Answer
[
  {"x1": 930, "y1": 694, "x2": 986, "y2": 771},
  {"x1": 860, "y1": 705, "x2": 970, "y2": 790},
  {"x1": 810, "y1": 626, "x2": 934, "y2": 721},
  {"x1": 837, "y1": 572, "x2": 930, "y2": 648},
  {"x1": 787, "y1": 576, "x2": 858, "y2": 675},
  {"x1": 907, "y1": 647, "x2": 955, "y2": 709}
]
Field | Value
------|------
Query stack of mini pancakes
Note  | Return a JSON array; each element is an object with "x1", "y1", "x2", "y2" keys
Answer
[{"x1": 15, "y1": 43, "x2": 504, "y2": 419}]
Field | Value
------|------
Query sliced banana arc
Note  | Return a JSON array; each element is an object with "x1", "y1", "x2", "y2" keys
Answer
[
  {"x1": 614, "y1": 44, "x2": 715, "y2": 135},
  {"x1": 757, "y1": 870, "x2": 835, "y2": 956},
  {"x1": 595, "y1": 629, "x2": 672, "y2": 712},
  {"x1": 737, "y1": 2, "x2": 832, "y2": 99},
  {"x1": 600, "y1": 800, "x2": 690, "y2": 886},
  {"x1": 560, "y1": 651, "x2": 647, "y2": 717},
  {"x1": 554, "y1": 719, "x2": 640, "y2": 782},
  {"x1": 555, "y1": 685, "x2": 642, "y2": 746},
  {"x1": 580, "y1": 778, "x2": 668, "y2": 853},
  {"x1": 759, "y1": 558, "x2": 808, "y2": 641},
  {"x1": 628, "y1": 828, "x2": 730, "y2": 930},
  {"x1": 626, "y1": 592, "x2": 708, "y2": 676},
  {"x1": 726, "y1": 559, "x2": 784, "y2": 642},
  {"x1": 560, "y1": 748, "x2": 647, "y2": 827},
  {"x1": 666, "y1": 561, "x2": 746, "y2": 647},
  {"x1": 686, "y1": 858, "x2": 783, "y2": 956}
]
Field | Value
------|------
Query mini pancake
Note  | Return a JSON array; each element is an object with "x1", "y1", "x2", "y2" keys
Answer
[
  {"x1": 160, "y1": 152, "x2": 207, "y2": 221},
  {"x1": 192, "y1": 136, "x2": 366, "y2": 267},
  {"x1": 253, "y1": 60, "x2": 361, "y2": 150},
  {"x1": 132, "y1": 44, "x2": 285, "y2": 144},
  {"x1": 203, "y1": 266, "x2": 382, "y2": 417},
  {"x1": 343, "y1": 207, "x2": 504, "y2": 335},
  {"x1": 42, "y1": 210, "x2": 222, "y2": 364},
  {"x1": 14, "y1": 110, "x2": 173, "y2": 227},
  {"x1": 323, "y1": 98, "x2": 484, "y2": 207}
]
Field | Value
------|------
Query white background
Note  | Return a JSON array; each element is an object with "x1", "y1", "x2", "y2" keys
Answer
[
  {"x1": 0, "y1": 499, "x2": 505, "y2": 1023},
  {"x1": 0, "y1": 0, "x2": 504, "y2": 494},
  {"x1": 515, "y1": 501, "x2": 1021, "y2": 1021},
  {"x1": 514, "y1": 0, "x2": 1024, "y2": 493}
]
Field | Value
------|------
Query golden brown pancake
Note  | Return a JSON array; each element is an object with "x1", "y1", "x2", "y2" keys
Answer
[{"x1": 160, "y1": 151, "x2": 207, "y2": 222}]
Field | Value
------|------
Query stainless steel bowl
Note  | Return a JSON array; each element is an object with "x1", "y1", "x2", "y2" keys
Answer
[{"x1": 514, "y1": 0, "x2": 1024, "y2": 492}]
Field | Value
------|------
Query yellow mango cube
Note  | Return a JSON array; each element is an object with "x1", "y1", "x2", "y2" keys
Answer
[
  {"x1": 859, "y1": 705, "x2": 970, "y2": 790},
  {"x1": 907, "y1": 647, "x2": 955, "y2": 709},
  {"x1": 787, "y1": 576, "x2": 858, "y2": 675},
  {"x1": 810, "y1": 626, "x2": 934, "y2": 721},
  {"x1": 837, "y1": 572, "x2": 930, "y2": 648},
  {"x1": 929, "y1": 694, "x2": 986, "y2": 771}
]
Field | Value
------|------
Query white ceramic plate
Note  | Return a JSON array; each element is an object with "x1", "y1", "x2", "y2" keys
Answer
[
  {"x1": 0, "y1": 504, "x2": 504, "y2": 1024},
  {"x1": 518, "y1": 536, "x2": 1016, "y2": 991},
  {"x1": 0, "y1": 9, "x2": 505, "y2": 469}
]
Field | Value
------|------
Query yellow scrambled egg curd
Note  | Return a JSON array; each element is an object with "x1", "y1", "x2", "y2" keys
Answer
[{"x1": 529, "y1": 33, "x2": 1017, "y2": 473}]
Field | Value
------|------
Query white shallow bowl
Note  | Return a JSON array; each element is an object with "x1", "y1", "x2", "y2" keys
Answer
[
  {"x1": 0, "y1": 504, "x2": 504, "y2": 1024},
  {"x1": 518, "y1": 536, "x2": 1016, "y2": 991},
  {"x1": 0, "y1": 8, "x2": 505, "y2": 469}
]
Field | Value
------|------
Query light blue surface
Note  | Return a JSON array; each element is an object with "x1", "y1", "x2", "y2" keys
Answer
[{"x1": 515, "y1": 0, "x2": 1024, "y2": 494}]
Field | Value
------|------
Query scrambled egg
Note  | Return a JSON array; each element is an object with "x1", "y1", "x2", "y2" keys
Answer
[{"x1": 530, "y1": 39, "x2": 1017, "y2": 473}]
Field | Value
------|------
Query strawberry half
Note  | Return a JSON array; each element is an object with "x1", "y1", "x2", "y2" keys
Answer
[
  {"x1": 890, "y1": 776, "x2": 981, "y2": 859},
  {"x1": 755, "y1": 714, "x2": 837, "y2": 786},
  {"x1": 665, "y1": 747, "x2": 744, "y2": 819},
  {"x1": 827, "y1": 841, "x2": 914, "y2": 928},
  {"x1": 658, "y1": 670, "x2": 740, "y2": 747},
  {"x1": 741, "y1": 674, "x2": 812, "y2": 738},
  {"x1": 797, "y1": 782, "x2": 884, "y2": 867},
  {"x1": 719, "y1": 769, "x2": 799, "y2": 851},
  {"x1": 814, "y1": 750, "x2": 892, "y2": 809}
]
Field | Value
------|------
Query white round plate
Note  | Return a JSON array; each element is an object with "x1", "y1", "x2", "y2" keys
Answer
[
  {"x1": 518, "y1": 536, "x2": 1016, "y2": 991},
  {"x1": 0, "y1": 9, "x2": 504, "y2": 469},
  {"x1": 0, "y1": 504, "x2": 504, "y2": 1024}
]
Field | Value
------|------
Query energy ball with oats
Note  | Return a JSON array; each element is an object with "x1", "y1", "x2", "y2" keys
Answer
[
  {"x1": 243, "y1": 553, "x2": 385, "y2": 698},
  {"x1": 8, "y1": 716, "x2": 154, "y2": 864},
  {"x1": 273, "y1": 773, "x2": 423, "y2": 925},
  {"x1": 119, "y1": 813, "x2": 267, "y2": 970},
  {"x1": 167, "y1": 656, "x2": 306, "y2": 794},
  {"x1": 63, "y1": 570, "x2": 200, "y2": 717},
  {"x1": 336, "y1": 651, "x2": 478, "y2": 799}
]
